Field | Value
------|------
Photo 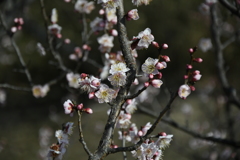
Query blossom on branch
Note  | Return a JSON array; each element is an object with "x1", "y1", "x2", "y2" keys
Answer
[
  {"x1": 141, "y1": 57, "x2": 159, "y2": 75},
  {"x1": 131, "y1": 28, "x2": 154, "y2": 50},
  {"x1": 75, "y1": 0, "x2": 95, "y2": 14},
  {"x1": 66, "y1": 72, "x2": 80, "y2": 89},
  {"x1": 32, "y1": 85, "x2": 49, "y2": 98},
  {"x1": 178, "y1": 84, "x2": 191, "y2": 99},
  {"x1": 95, "y1": 84, "x2": 116, "y2": 103}
]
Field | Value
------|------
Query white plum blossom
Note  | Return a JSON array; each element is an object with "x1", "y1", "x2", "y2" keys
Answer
[
  {"x1": 106, "y1": 8, "x2": 117, "y2": 22},
  {"x1": 132, "y1": 140, "x2": 160, "y2": 160},
  {"x1": 90, "y1": 17, "x2": 105, "y2": 32},
  {"x1": 116, "y1": 111, "x2": 131, "y2": 128},
  {"x1": 141, "y1": 122, "x2": 152, "y2": 136},
  {"x1": 66, "y1": 72, "x2": 80, "y2": 89},
  {"x1": 48, "y1": 24, "x2": 62, "y2": 35},
  {"x1": 98, "y1": 34, "x2": 114, "y2": 48},
  {"x1": 125, "y1": 99, "x2": 137, "y2": 114},
  {"x1": 141, "y1": 57, "x2": 159, "y2": 75},
  {"x1": 155, "y1": 134, "x2": 173, "y2": 149},
  {"x1": 127, "y1": 9, "x2": 139, "y2": 20},
  {"x1": 63, "y1": 99, "x2": 74, "y2": 115},
  {"x1": 32, "y1": 85, "x2": 50, "y2": 98},
  {"x1": 75, "y1": 0, "x2": 95, "y2": 14},
  {"x1": 95, "y1": 84, "x2": 116, "y2": 103},
  {"x1": 78, "y1": 75, "x2": 101, "y2": 93},
  {"x1": 178, "y1": 84, "x2": 191, "y2": 99},
  {"x1": 55, "y1": 130, "x2": 69, "y2": 145},
  {"x1": 198, "y1": 38, "x2": 212, "y2": 52},
  {"x1": 109, "y1": 62, "x2": 130, "y2": 74},
  {"x1": 108, "y1": 72, "x2": 127, "y2": 87},
  {"x1": 133, "y1": 28, "x2": 154, "y2": 50}
]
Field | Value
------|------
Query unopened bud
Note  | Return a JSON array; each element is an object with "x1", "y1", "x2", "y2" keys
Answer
[
  {"x1": 193, "y1": 58, "x2": 203, "y2": 63},
  {"x1": 162, "y1": 43, "x2": 168, "y2": 49},
  {"x1": 183, "y1": 75, "x2": 189, "y2": 79},
  {"x1": 156, "y1": 72, "x2": 162, "y2": 79},
  {"x1": 189, "y1": 48, "x2": 194, "y2": 53},
  {"x1": 190, "y1": 85, "x2": 195, "y2": 91},
  {"x1": 64, "y1": 38, "x2": 71, "y2": 44},
  {"x1": 109, "y1": 29, "x2": 118, "y2": 36},
  {"x1": 161, "y1": 55, "x2": 170, "y2": 62},
  {"x1": 144, "y1": 82, "x2": 150, "y2": 87},
  {"x1": 84, "y1": 108, "x2": 93, "y2": 114},
  {"x1": 158, "y1": 132, "x2": 167, "y2": 136},
  {"x1": 186, "y1": 64, "x2": 193, "y2": 69},
  {"x1": 152, "y1": 41, "x2": 160, "y2": 48},
  {"x1": 126, "y1": 99, "x2": 132, "y2": 104},
  {"x1": 148, "y1": 74, "x2": 154, "y2": 79},
  {"x1": 99, "y1": 9, "x2": 105, "y2": 15},
  {"x1": 88, "y1": 92, "x2": 95, "y2": 99},
  {"x1": 77, "y1": 103, "x2": 84, "y2": 110}
]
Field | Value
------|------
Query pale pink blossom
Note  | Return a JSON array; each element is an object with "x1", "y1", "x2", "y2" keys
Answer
[
  {"x1": 132, "y1": 28, "x2": 154, "y2": 50},
  {"x1": 108, "y1": 72, "x2": 127, "y2": 87},
  {"x1": 75, "y1": 0, "x2": 95, "y2": 14},
  {"x1": 66, "y1": 72, "x2": 80, "y2": 89},
  {"x1": 178, "y1": 84, "x2": 191, "y2": 99},
  {"x1": 63, "y1": 99, "x2": 74, "y2": 115},
  {"x1": 109, "y1": 62, "x2": 130, "y2": 74},
  {"x1": 198, "y1": 38, "x2": 212, "y2": 52},
  {"x1": 95, "y1": 84, "x2": 116, "y2": 103},
  {"x1": 151, "y1": 79, "x2": 163, "y2": 88},
  {"x1": 127, "y1": 9, "x2": 139, "y2": 20}
]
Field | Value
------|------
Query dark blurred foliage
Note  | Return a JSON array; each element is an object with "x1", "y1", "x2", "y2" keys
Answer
[{"x1": 0, "y1": 0, "x2": 240, "y2": 160}]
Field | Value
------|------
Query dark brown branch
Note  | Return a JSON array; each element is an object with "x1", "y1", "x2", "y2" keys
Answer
[
  {"x1": 77, "y1": 110, "x2": 93, "y2": 156},
  {"x1": 89, "y1": 1, "x2": 137, "y2": 159},
  {"x1": 210, "y1": 4, "x2": 240, "y2": 109},
  {"x1": 138, "y1": 105, "x2": 240, "y2": 148},
  {"x1": 218, "y1": 0, "x2": 240, "y2": 18}
]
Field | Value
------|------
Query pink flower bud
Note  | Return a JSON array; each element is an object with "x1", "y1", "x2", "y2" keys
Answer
[
  {"x1": 161, "y1": 55, "x2": 170, "y2": 62},
  {"x1": 148, "y1": 74, "x2": 154, "y2": 79},
  {"x1": 162, "y1": 43, "x2": 168, "y2": 49},
  {"x1": 138, "y1": 130, "x2": 143, "y2": 136},
  {"x1": 77, "y1": 103, "x2": 84, "y2": 110},
  {"x1": 125, "y1": 113, "x2": 131, "y2": 119},
  {"x1": 56, "y1": 33, "x2": 62, "y2": 39},
  {"x1": 190, "y1": 85, "x2": 195, "y2": 91},
  {"x1": 99, "y1": 9, "x2": 105, "y2": 15},
  {"x1": 192, "y1": 70, "x2": 200, "y2": 75},
  {"x1": 151, "y1": 79, "x2": 163, "y2": 88},
  {"x1": 111, "y1": 144, "x2": 118, "y2": 148},
  {"x1": 88, "y1": 92, "x2": 95, "y2": 99},
  {"x1": 109, "y1": 29, "x2": 118, "y2": 36},
  {"x1": 132, "y1": 78, "x2": 139, "y2": 85},
  {"x1": 155, "y1": 72, "x2": 162, "y2": 79},
  {"x1": 152, "y1": 41, "x2": 159, "y2": 48},
  {"x1": 144, "y1": 82, "x2": 150, "y2": 87},
  {"x1": 158, "y1": 132, "x2": 167, "y2": 136},
  {"x1": 11, "y1": 27, "x2": 17, "y2": 33},
  {"x1": 186, "y1": 64, "x2": 193, "y2": 69},
  {"x1": 126, "y1": 99, "x2": 132, "y2": 104},
  {"x1": 64, "y1": 38, "x2": 71, "y2": 44},
  {"x1": 192, "y1": 74, "x2": 202, "y2": 81},
  {"x1": 193, "y1": 58, "x2": 203, "y2": 63},
  {"x1": 80, "y1": 73, "x2": 88, "y2": 78},
  {"x1": 184, "y1": 75, "x2": 189, "y2": 79},
  {"x1": 189, "y1": 48, "x2": 194, "y2": 53},
  {"x1": 84, "y1": 108, "x2": 93, "y2": 114},
  {"x1": 155, "y1": 62, "x2": 164, "y2": 70}
]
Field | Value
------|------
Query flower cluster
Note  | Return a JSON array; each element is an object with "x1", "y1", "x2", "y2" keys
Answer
[
  {"x1": 178, "y1": 47, "x2": 203, "y2": 99},
  {"x1": 141, "y1": 54, "x2": 170, "y2": 88},
  {"x1": 47, "y1": 122, "x2": 74, "y2": 160},
  {"x1": 78, "y1": 73, "x2": 101, "y2": 93},
  {"x1": 11, "y1": 17, "x2": 24, "y2": 33},
  {"x1": 63, "y1": 99, "x2": 93, "y2": 116},
  {"x1": 131, "y1": 132, "x2": 173, "y2": 160},
  {"x1": 108, "y1": 62, "x2": 130, "y2": 87}
]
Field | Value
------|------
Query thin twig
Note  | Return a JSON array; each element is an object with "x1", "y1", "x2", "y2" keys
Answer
[
  {"x1": 219, "y1": 0, "x2": 240, "y2": 18},
  {"x1": 77, "y1": 110, "x2": 93, "y2": 156},
  {"x1": 138, "y1": 105, "x2": 240, "y2": 148},
  {"x1": 125, "y1": 86, "x2": 147, "y2": 100},
  {"x1": 0, "y1": 84, "x2": 31, "y2": 91}
]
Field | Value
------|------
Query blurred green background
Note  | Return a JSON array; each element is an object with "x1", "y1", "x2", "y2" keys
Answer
[{"x1": 0, "y1": 0, "x2": 240, "y2": 160}]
